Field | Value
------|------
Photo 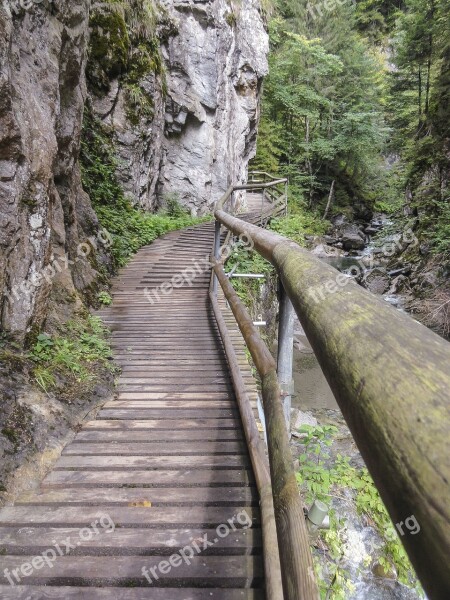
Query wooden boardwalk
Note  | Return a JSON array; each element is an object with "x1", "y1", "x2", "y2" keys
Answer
[{"x1": 0, "y1": 200, "x2": 270, "y2": 598}]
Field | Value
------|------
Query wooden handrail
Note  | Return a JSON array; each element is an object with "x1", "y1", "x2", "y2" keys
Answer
[
  {"x1": 213, "y1": 205, "x2": 450, "y2": 599},
  {"x1": 217, "y1": 178, "x2": 288, "y2": 213}
]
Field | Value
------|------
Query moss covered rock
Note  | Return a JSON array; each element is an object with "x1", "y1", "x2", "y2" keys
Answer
[{"x1": 88, "y1": 4, "x2": 130, "y2": 93}]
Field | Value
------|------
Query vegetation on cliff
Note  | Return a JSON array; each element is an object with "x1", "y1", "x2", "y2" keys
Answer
[{"x1": 80, "y1": 106, "x2": 205, "y2": 268}]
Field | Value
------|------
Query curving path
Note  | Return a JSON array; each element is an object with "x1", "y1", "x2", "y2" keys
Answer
[{"x1": 0, "y1": 199, "x2": 268, "y2": 599}]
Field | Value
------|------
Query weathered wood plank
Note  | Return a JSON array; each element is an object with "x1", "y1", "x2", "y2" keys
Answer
[
  {"x1": 63, "y1": 442, "x2": 247, "y2": 455},
  {"x1": 54, "y1": 455, "x2": 250, "y2": 470},
  {"x1": 97, "y1": 409, "x2": 238, "y2": 420},
  {"x1": 16, "y1": 487, "x2": 258, "y2": 507},
  {"x1": 73, "y1": 430, "x2": 245, "y2": 442},
  {"x1": 0, "y1": 587, "x2": 265, "y2": 600},
  {"x1": 82, "y1": 420, "x2": 241, "y2": 430},
  {"x1": 0, "y1": 555, "x2": 263, "y2": 587},
  {"x1": 42, "y1": 470, "x2": 255, "y2": 488},
  {"x1": 0, "y1": 506, "x2": 259, "y2": 528},
  {"x1": 0, "y1": 526, "x2": 261, "y2": 555}
]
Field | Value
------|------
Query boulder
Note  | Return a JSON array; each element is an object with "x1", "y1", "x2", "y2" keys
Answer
[
  {"x1": 363, "y1": 268, "x2": 390, "y2": 295},
  {"x1": 388, "y1": 275, "x2": 409, "y2": 295},
  {"x1": 291, "y1": 409, "x2": 318, "y2": 434},
  {"x1": 364, "y1": 226, "x2": 381, "y2": 236},
  {"x1": 341, "y1": 227, "x2": 366, "y2": 251}
]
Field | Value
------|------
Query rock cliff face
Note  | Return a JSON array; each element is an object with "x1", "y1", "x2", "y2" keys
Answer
[
  {"x1": 0, "y1": 0, "x2": 268, "y2": 337},
  {"x1": 89, "y1": 0, "x2": 269, "y2": 213},
  {"x1": 0, "y1": 0, "x2": 100, "y2": 338},
  {"x1": 160, "y1": 0, "x2": 269, "y2": 213}
]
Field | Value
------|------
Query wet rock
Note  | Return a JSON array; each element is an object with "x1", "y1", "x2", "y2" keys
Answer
[
  {"x1": 372, "y1": 561, "x2": 398, "y2": 580},
  {"x1": 291, "y1": 409, "x2": 318, "y2": 434},
  {"x1": 323, "y1": 235, "x2": 339, "y2": 245},
  {"x1": 388, "y1": 275, "x2": 409, "y2": 295},
  {"x1": 332, "y1": 213, "x2": 348, "y2": 227},
  {"x1": 388, "y1": 265, "x2": 412, "y2": 277},
  {"x1": 341, "y1": 226, "x2": 366, "y2": 251},
  {"x1": 354, "y1": 202, "x2": 373, "y2": 222},
  {"x1": 311, "y1": 243, "x2": 344, "y2": 258},
  {"x1": 365, "y1": 226, "x2": 381, "y2": 236},
  {"x1": 364, "y1": 268, "x2": 390, "y2": 295},
  {"x1": 351, "y1": 580, "x2": 421, "y2": 600}
]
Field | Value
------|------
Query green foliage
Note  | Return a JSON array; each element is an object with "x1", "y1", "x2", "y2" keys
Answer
[
  {"x1": 269, "y1": 199, "x2": 330, "y2": 244},
  {"x1": 295, "y1": 425, "x2": 422, "y2": 596},
  {"x1": 123, "y1": 82, "x2": 154, "y2": 125},
  {"x1": 226, "y1": 246, "x2": 273, "y2": 306},
  {"x1": 88, "y1": 0, "x2": 167, "y2": 120},
  {"x1": 94, "y1": 201, "x2": 203, "y2": 267},
  {"x1": 253, "y1": 3, "x2": 388, "y2": 213},
  {"x1": 98, "y1": 291, "x2": 113, "y2": 306},
  {"x1": 385, "y1": 0, "x2": 450, "y2": 254},
  {"x1": 29, "y1": 316, "x2": 116, "y2": 393}
]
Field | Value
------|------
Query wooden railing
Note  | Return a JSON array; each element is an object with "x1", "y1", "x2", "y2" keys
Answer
[{"x1": 211, "y1": 175, "x2": 450, "y2": 600}]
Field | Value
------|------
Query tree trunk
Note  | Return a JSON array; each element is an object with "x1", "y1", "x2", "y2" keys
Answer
[
  {"x1": 305, "y1": 118, "x2": 314, "y2": 208},
  {"x1": 323, "y1": 179, "x2": 336, "y2": 220}
]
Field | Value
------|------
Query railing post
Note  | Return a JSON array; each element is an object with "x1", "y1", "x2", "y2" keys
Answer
[
  {"x1": 277, "y1": 280, "x2": 295, "y2": 435},
  {"x1": 212, "y1": 220, "x2": 221, "y2": 295},
  {"x1": 285, "y1": 180, "x2": 288, "y2": 216}
]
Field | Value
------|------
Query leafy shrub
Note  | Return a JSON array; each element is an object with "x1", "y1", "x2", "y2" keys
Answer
[
  {"x1": 29, "y1": 316, "x2": 116, "y2": 393},
  {"x1": 296, "y1": 425, "x2": 422, "y2": 597},
  {"x1": 98, "y1": 291, "x2": 113, "y2": 306}
]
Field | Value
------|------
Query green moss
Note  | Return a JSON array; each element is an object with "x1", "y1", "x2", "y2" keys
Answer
[
  {"x1": 123, "y1": 83, "x2": 154, "y2": 126},
  {"x1": 225, "y1": 11, "x2": 237, "y2": 27},
  {"x1": 1, "y1": 428, "x2": 20, "y2": 446},
  {"x1": 87, "y1": 5, "x2": 130, "y2": 93},
  {"x1": 127, "y1": 39, "x2": 163, "y2": 81}
]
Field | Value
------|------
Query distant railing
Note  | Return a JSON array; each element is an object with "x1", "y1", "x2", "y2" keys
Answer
[{"x1": 211, "y1": 174, "x2": 450, "y2": 600}]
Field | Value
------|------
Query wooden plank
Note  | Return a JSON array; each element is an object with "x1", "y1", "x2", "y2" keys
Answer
[
  {"x1": 73, "y1": 430, "x2": 244, "y2": 442},
  {"x1": 82, "y1": 420, "x2": 241, "y2": 430},
  {"x1": 114, "y1": 390, "x2": 233, "y2": 394},
  {"x1": 63, "y1": 442, "x2": 247, "y2": 456},
  {"x1": 0, "y1": 588, "x2": 265, "y2": 600},
  {"x1": 0, "y1": 526, "x2": 261, "y2": 554},
  {"x1": 54, "y1": 455, "x2": 250, "y2": 470},
  {"x1": 0, "y1": 555, "x2": 263, "y2": 587},
  {"x1": 16, "y1": 487, "x2": 258, "y2": 507},
  {"x1": 102, "y1": 401, "x2": 235, "y2": 409},
  {"x1": 97, "y1": 409, "x2": 238, "y2": 420},
  {"x1": 0, "y1": 506, "x2": 259, "y2": 528},
  {"x1": 42, "y1": 470, "x2": 255, "y2": 488},
  {"x1": 115, "y1": 393, "x2": 234, "y2": 400}
]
